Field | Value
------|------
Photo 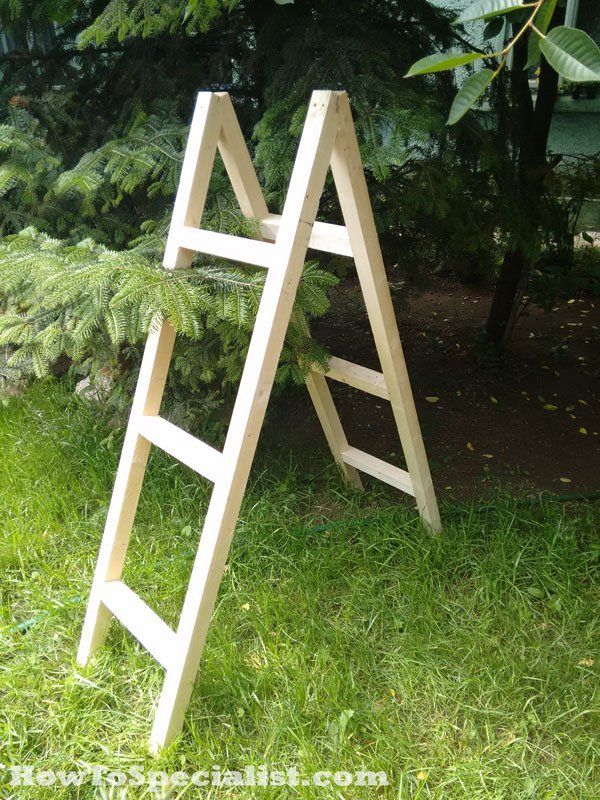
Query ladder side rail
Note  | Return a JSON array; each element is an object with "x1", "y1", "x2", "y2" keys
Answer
[
  {"x1": 217, "y1": 93, "x2": 269, "y2": 221},
  {"x1": 329, "y1": 94, "x2": 441, "y2": 532},
  {"x1": 77, "y1": 321, "x2": 177, "y2": 662},
  {"x1": 149, "y1": 90, "x2": 342, "y2": 750},
  {"x1": 163, "y1": 94, "x2": 223, "y2": 270},
  {"x1": 305, "y1": 371, "x2": 362, "y2": 489},
  {"x1": 218, "y1": 93, "x2": 364, "y2": 502},
  {"x1": 217, "y1": 88, "x2": 363, "y2": 500},
  {"x1": 78, "y1": 94, "x2": 223, "y2": 664}
]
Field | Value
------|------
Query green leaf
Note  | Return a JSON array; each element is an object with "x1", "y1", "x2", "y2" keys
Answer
[
  {"x1": 536, "y1": 0, "x2": 559, "y2": 34},
  {"x1": 540, "y1": 26, "x2": 600, "y2": 82},
  {"x1": 447, "y1": 69, "x2": 495, "y2": 125},
  {"x1": 525, "y1": 0, "x2": 558, "y2": 69},
  {"x1": 483, "y1": 17, "x2": 505, "y2": 39},
  {"x1": 455, "y1": 0, "x2": 524, "y2": 25},
  {"x1": 405, "y1": 51, "x2": 485, "y2": 77}
]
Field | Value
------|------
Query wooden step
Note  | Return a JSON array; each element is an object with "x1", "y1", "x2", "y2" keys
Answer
[
  {"x1": 137, "y1": 415, "x2": 223, "y2": 482},
  {"x1": 341, "y1": 446, "x2": 414, "y2": 495},
  {"x1": 259, "y1": 214, "x2": 352, "y2": 257},
  {"x1": 178, "y1": 226, "x2": 274, "y2": 268},
  {"x1": 101, "y1": 581, "x2": 176, "y2": 670},
  {"x1": 314, "y1": 356, "x2": 389, "y2": 400}
]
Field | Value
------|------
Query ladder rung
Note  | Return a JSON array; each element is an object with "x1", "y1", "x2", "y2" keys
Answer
[
  {"x1": 260, "y1": 214, "x2": 352, "y2": 257},
  {"x1": 315, "y1": 356, "x2": 389, "y2": 400},
  {"x1": 137, "y1": 416, "x2": 223, "y2": 482},
  {"x1": 341, "y1": 446, "x2": 414, "y2": 496},
  {"x1": 101, "y1": 580, "x2": 176, "y2": 670},
  {"x1": 178, "y1": 226, "x2": 274, "y2": 268}
]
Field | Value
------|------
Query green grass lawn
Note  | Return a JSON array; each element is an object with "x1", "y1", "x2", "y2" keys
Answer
[{"x1": 0, "y1": 383, "x2": 598, "y2": 799}]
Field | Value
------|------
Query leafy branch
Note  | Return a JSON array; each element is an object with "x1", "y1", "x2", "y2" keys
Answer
[
  {"x1": 406, "y1": 0, "x2": 600, "y2": 124},
  {"x1": 0, "y1": 227, "x2": 336, "y2": 383}
]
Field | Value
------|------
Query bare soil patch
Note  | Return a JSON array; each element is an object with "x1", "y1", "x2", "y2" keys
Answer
[{"x1": 265, "y1": 278, "x2": 599, "y2": 500}]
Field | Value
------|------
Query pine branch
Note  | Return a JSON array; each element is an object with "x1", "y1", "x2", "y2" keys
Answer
[{"x1": 0, "y1": 227, "x2": 337, "y2": 385}]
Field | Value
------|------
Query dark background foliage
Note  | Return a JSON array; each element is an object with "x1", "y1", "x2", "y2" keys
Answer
[{"x1": 0, "y1": 1, "x2": 597, "y2": 416}]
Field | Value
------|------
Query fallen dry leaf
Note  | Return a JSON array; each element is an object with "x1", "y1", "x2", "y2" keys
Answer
[{"x1": 425, "y1": 396, "x2": 439, "y2": 403}]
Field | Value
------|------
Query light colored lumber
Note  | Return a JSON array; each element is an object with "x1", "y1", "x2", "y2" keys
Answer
[
  {"x1": 305, "y1": 372, "x2": 362, "y2": 489},
  {"x1": 314, "y1": 355, "x2": 389, "y2": 400},
  {"x1": 77, "y1": 320, "x2": 177, "y2": 665},
  {"x1": 163, "y1": 94, "x2": 222, "y2": 270},
  {"x1": 79, "y1": 96, "x2": 226, "y2": 666},
  {"x1": 341, "y1": 446, "x2": 414, "y2": 495},
  {"x1": 101, "y1": 581, "x2": 176, "y2": 670},
  {"x1": 137, "y1": 416, "x2": 223, "y2": 482},
  {"x1": 149, "y1": 90, "x2": 342, "y2": 752},
  {"x1": 259, "y1": 214, "x2": 352, "y2": 256},
  {"x1": 330, "y1": 94, "x2": 441, "y2": 532},
  {"x1": 78, "y1": 90, "x2": 440, "y2": 756},
  {"x1": 217, "y1": 93, "x2": 269, "y2": 220},
  {"x1": 177, "y1": 226, "x2": 273, "y2": 268}
]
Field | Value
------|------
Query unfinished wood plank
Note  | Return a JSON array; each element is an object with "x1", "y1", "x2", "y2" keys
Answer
[
  {"x1": 78, "y1": 90, "x2": 440, "y2": 758},
  {"x1": 77, "y1": 321, "x2": 177, "y2": 665},
  {"x1": 177, "y1": 226, "x2": 273, "y2": 268},
  {"x1": 314, "y1": 355, "x2": 389, "y2": 400},
  {"x1": 149, "y1": 90, "x2": 342, "y2": 752},
  {"x1": 79, "y1": 95, "x2": 223, "y2": 665},
  {"x1": 163, "y1": 93, "x2": 222, "y2": 270},
  {"x1": 137, "y1": 416, "x2": 223, "y2": 482},
  {"x1": 101, "y1": 581, "x2": 176, "y2": 670},
  {"x1": 217, "y1": 93, "x2": 269, "y2": 221},
  {"x1": 305, "y1": 372, "x2": 362, "y2": 489},
  {"x1": 330, "y1": 94, "x2": 441, "y2": 532},
  {"x1": 341, "y1": 446, "x2": 414, "y2": 495},
  {"x1": 259, "y1": 214, "x2": 352, "y2": 256}
]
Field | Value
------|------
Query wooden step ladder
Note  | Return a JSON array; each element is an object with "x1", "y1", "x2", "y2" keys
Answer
[{"x1": 77, "y1": 90, "x2": 441, "y2": 752}]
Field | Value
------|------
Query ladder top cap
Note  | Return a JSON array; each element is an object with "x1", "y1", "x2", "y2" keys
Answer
[
  {"x1": 193, "y1": 89, "x2": 348, "y2": 107},
  {"x1": 307, "y1": 90, "x2": 347, "y2": 108},
  {"x1": 309, "y1": 89, "x2": 347, "y2": 98}
]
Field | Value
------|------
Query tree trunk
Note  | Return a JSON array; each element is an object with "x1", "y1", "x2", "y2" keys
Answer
[
  {"x1": 486, "y1": 246, "x2": 527, "y2": 344},
  {"x1": 485, "y1": 11, "x2": 562, "y2": 346}
]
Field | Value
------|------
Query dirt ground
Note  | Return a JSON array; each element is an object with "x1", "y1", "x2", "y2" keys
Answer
[{"x1": 265, "y1": 278, "x2": 599, "y2": 500}]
